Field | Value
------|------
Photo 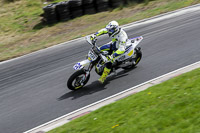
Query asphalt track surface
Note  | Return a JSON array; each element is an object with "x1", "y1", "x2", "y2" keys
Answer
[{"x1": 0, "y1": 8, "x2": 200, "y2": 133}]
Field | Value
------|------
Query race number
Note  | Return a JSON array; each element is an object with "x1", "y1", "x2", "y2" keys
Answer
[
  {"x1": 73, "y1": 63, "x2": 82, "y2": 70},
  {"x1": 88, "y1": 50, "x2": 97, "y2": 61}
]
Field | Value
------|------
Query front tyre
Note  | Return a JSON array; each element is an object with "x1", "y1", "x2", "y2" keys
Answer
[{"x1": 67, "y1": 69, "x2": 90, "y2": 91}]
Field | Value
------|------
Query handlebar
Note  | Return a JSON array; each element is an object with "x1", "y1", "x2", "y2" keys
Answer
[
  {"x1": 85, "y1": 36, "x2": 97, "y2": 46},
  {"x1": 85, "y1": 36, "x2": 111, "y2": 63}
]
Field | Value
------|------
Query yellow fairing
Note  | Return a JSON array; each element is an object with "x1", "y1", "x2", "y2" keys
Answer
[{"x1": 127, "y1": 50, "x2": 134, "y2": 56}]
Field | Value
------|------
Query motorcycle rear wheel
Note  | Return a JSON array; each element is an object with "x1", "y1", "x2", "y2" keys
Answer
[
  {"x1": 122, "y1": 47, "x2": 142, "y2": 70},
  {"x1": 67, "y1": 69, "x2": 90, "y2": 91}
]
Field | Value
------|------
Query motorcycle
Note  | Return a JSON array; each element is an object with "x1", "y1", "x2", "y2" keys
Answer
[{"x1": 67, "y1": 36, "x2": 143, "y2": 90}]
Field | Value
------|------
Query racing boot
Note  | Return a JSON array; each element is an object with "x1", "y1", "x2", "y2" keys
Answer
[{"x1": 98, "y1": 67, "x2": 111, "y2": 84}]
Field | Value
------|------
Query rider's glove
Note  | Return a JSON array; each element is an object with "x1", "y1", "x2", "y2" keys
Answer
[
  {"x1": 90, "y1": 34, "x2": 97, "y2": 45},
  {"x1": 90, "y1": 34, "x2": 96, "y2": 41}
]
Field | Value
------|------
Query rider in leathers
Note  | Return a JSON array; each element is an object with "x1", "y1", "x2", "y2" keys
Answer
[{"x1": 91, "y1": 21, "x2": 128, "y2": 83}]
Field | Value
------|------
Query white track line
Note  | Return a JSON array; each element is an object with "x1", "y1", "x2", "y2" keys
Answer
[
  {"x1": 25, "y1": 61, "x2": 200, "y2": 133},
  {"x1": 23, "y1": 4, "x2": 200, "y2": 133},
  {"x1": 1, "y1": 4, "x2": 200, "y2": 66}
]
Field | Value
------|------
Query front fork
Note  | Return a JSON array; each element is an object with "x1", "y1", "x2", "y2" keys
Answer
[{"x1": 80, "y1": 62, "x2": 94, "y2": 85}]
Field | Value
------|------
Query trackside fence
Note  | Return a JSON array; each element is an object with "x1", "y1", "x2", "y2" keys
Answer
[{"x1": 43, "y1": 0, "x2": 147, "y2": 24}]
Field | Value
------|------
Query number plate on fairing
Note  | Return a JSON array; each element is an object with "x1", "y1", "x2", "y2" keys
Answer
[{"x1": 88, "y1": 50, "x2": 97, "y2": 61}]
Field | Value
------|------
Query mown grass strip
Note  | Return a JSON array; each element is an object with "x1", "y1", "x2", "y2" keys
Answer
[
  {"x1": 48, "y1": 68, "x2": 200, "y2": 133},
  {"x1": 1, "y1": 0, "x2": 200, "y2": 61}
]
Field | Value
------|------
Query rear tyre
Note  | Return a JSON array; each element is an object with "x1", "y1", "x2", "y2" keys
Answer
[
  {"x1": 122, "y1": 47, "x2": 142, "y2": 70},
  {"x1": 67, "y1": 69, "x2": 90, "y2": 91},
  {"x1": 134, "y1": 47, "x2": 142, "y2": 65}
]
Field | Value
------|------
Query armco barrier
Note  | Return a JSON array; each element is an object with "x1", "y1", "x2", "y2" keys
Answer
[{"x1": 43, "y1": 0, "x2": 132, "y2": 24}]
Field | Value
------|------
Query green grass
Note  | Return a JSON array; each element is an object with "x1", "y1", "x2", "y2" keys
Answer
[
  {"x1": 48, "y1": 68, "x2": 200, "y2": 133},
  {"x1": 0, "y1": 0, "x2": 200, "y2": 62}
]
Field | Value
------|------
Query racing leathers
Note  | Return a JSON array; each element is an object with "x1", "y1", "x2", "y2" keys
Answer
[{"x1": 94, "y1": 28, "x2": 128, "y2": 83}]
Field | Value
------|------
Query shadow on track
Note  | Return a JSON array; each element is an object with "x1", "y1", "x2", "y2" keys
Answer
[
  {"x1": 58, "y1": 81, "x2": 108, "y2": 101},
  {"x1": 107, "y1": 66, "x2": 137, "y2": 81},
  {"x1": 58, "y1": 68, "x2": 136, "y2": 101}
]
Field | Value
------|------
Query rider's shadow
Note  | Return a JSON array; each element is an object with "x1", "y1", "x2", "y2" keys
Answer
[
  {"x1": 107, "y1": 67, "x2": 136, "y2": 81},
  {"x1": 58, "y1": 67, "x2": 136, "y2": 101},
  {"x1": 58, "y1": 81, "x2": 108, "y2": 101}
]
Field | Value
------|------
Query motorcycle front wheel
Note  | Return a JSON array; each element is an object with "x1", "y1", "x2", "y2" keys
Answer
[{"x1": 67, "y1": 69, "x2": 90, "y2": 91}]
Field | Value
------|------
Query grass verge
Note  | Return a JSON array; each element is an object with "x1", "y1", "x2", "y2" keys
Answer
[
  {"x1": 48, "y1": 68, "x2": 200, "y2": 133},
  {"x1": 1, "y1": 0, "x2": 200, "y2": 62}
]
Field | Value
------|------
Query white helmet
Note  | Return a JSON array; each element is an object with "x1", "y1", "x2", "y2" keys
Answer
[{"x1": 106, "y1": 20, "x2": 120, "y2": 37}]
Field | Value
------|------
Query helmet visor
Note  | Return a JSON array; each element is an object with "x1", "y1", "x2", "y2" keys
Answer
[{"x1": 106, "y1": 27, "x2": 115, "y2": 34}]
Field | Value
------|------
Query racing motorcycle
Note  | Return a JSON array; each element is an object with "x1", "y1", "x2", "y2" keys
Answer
[{"x1": 67, "y1": 36, "x2": 143, "y2": 90}]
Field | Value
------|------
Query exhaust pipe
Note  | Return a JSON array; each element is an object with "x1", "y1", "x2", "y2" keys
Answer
[{"x1": 118, "y1": 61, "x2": 134, "y2": 68}]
